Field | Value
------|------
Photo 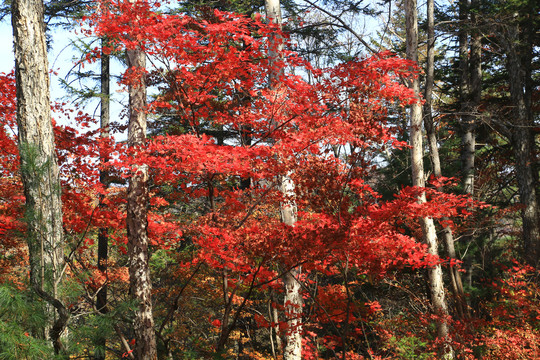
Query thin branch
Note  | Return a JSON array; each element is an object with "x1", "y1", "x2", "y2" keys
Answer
[{"x1": 301, "y1": 0, "x2": 377, "y2": 54}]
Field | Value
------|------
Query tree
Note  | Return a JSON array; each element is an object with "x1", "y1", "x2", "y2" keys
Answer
[
  {"x1": 11, "y1": 0, "x2": 69, "y2": 353},
  {"x1": 423, "y1": 0, "x2": 468, "y2": 319},
  {"x1": 2, "y1": 0, "x2": 509, "y2": 357},
  {"x1": 458, "y1": 0, "x2": 476, "y2": 198},
  {"x1": 94, "y1": 26, "x2": 112, "y2": 360},
  {"x1": 124, "y1": 1, "x2": 158, "y2": 357},
  {"x1": 497, "y1": 1, "x2": 540, "y2": 266},
  {"x1": 456, "y1": 0, "x2": 482, "y2": 295},
  {"x1": 264, "y1": 0, "x2": 303, "y2": 357},
  {"x1": 404, "y1": 0, "x2": 453, "y2": 357}
]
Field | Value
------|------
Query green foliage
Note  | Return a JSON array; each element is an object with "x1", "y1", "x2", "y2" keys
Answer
[
  {"x1": 151, "y1": 248, "x2": 176, "y2": 272},
  {"x1": 18, "y1": 142, "x2": 52, "y2": 189},
  {"x1": 0, "y1": 284, "x2": 54, "y2": 359},
  {"x1": 387, "y1": 336, "x2": 432, "y2": 360}
]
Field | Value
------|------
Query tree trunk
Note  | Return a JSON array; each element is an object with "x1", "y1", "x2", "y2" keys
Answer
[
  {"x1": 405, "y1": 0, "x2": 453, "y2": 357},
  {"x1": 459, "y1": 0, "x2": 475, "y2": 197},
  {"x1": 265, "y1": 0, "x2": 303, "y2": 358},
  {"x1": 269, "y1": 290, "x2": 283, "y2": 358},
  {"x1": 469, "y1": 0, "x2": 482, "y2": 115},
  {"x1": 502, "y1": 17, "x2": 540, "y2": 266},
  {"x1": 126, "y1": 38, "x2": 158, "y2": 360},
  {"x1": 280, "y1": 177, "x2": 302, "y2": 360},
  {"x1": 424, "y1": 0, "x2": 467, "y2": 319},
  {"x1": 458, "y1": 0, "x2": 482, "y2": 201},
  {"x1": 94, "y1": 37, "x2": 110, "y2": 360},
  {"x1": 11, "y1": 0, "x2": 69, "y2": 352},
  {"x1": 265, "y1": 0, "x2": 283, "y2": 86}
]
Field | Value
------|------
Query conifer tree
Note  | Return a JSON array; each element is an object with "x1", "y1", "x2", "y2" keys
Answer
[{"x1": 11, "y1": 0, "x2": 69, "y2": 352}]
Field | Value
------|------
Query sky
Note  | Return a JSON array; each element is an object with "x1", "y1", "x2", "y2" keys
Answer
[
  {"x1": 0, "y1": 1, "x2": 383, "y2": 133},
  {"x1": 0, "y1": 22, "x2": 13, "y2": 74},
  {"x1": 1, "y1": 18, "x2": 127, "y2": 136},
  {"x1": 1, "y1": 20, "x2": 76, "y2": 98}
]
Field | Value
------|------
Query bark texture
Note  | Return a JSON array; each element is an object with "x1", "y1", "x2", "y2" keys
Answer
[
  {"x1": 126, "y1": 43, "x2": 158, "y2": 360},
  {"x1": 459, "y1": 0, "x2": 475, "y2": 197},
  {"x1": 280, "y1": 176, "x2": 302, "y2": 360},
  {"x1": 11, "y1": 0, "x2": 69, "y2": 352},
  {"x1": 265, "y1": 0, "x2": 283, "y2": 87},
  {"x1": 502, "y1": 17, "x2": 540, "y2": 266},
  {"x1": 94, "y1": 39, "x2": 111, "y2": 360},
  {"x1": 405, "y1": 0, "x2": 453, "y2": 357},
  {"x1": 424, "y1": 0, "x2": 467, "y2": 319},
  {"x1": 265, "y1": 0, "x2": 303, "y2": 357}
]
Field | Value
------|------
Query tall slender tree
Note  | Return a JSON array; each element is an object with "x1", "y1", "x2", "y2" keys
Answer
[
  {"x1": 265, "y1": 0, "x2": 302, "y2": 358},
  {"x1": 94, "y1": 33, "x2": 111, "y2": 360},
  {"x1": 459, "y1": 0, "x2": 475, "y2": 198},
  {"x1": 405, "y1": 0, "x2": 453, "y2": 357},
  {"x1": 125, "y1": 1, "x2": 158, "y2": 357},
  {"x1": 11, "y1": 0, "x2": 69, "y2": 352},
  {"x1": 423, "y1": 0, "x2": 467, "y2": 319},
  {"x1": 500, "y1": 4, "x2": 540, "y2": 266},
  {"x1": 457, "y1": 2, "x2": 482, "y2": 288}
]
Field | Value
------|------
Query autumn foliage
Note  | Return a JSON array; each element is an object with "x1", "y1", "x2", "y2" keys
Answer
[{"x1": 1, "y1": 0, "x2": 538, "y2": 358}]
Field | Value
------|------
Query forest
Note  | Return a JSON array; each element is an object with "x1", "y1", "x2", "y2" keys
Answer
[{"x1": 0, "y1": 0, "x2": 538, "y2": 358}]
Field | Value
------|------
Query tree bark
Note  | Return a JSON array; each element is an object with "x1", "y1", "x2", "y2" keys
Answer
[
  {"x1": 502, "y1": 15, "x2": 540, "y2": 266},
  {"x1": 269, "y1": 290, "x2": 283, "y2": 358},
  {"x1": 280, "y1": 177, "x2": 302, "y2": 360},
  {"x1": 424, "y1": 0, "x2": 467, "y2": 319},
  {"x1": 126, "y1": 37, "x2": 158, "y2": 360},
  {"x1": 458, "y1": 0, "x2": 482, "y2": 200},
  {"x1": 11, "y1": 0, "x2": 69, "y2": 352},
  {"x1": 469, "y1": 0, "x2": 482, "y2": 114},
  {"x1": 265, "y1": 0, "x2": 283, "y2": 86},
  {"x1": 459, "y1": 0, "x2": 475, "y2": 197},
  {"x1": 94, "y1": 37, "x2": 110, "y2": 360},
  {"x1": 405, "y1": 0, "x2": 453, "y2": 357},
  {"x1": 265, "y1": 0, "x2": 303, "y2": 358}
]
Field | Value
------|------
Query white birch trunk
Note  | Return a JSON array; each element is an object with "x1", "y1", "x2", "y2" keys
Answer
[
  {"x1": 405, "y1": 0, "x2": 453, "y2": 357},
  {"x1": 265, "y1": 1, "x2": 303, "y2": 358},
  {"x1": 280, "y1": 175, "x2": 302, "y2": 360},
  {"x1": 424, "y1": 0, "x2": 467, "y2": 319}
]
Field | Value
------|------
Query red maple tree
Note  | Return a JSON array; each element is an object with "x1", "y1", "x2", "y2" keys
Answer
[{"x1": 0, "y1": 1, "x2": 484, "y2": 357}]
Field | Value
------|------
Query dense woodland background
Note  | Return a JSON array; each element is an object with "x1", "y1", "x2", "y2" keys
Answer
[{"x1": 0, "y1": 0, "x2": 538, "y2": 359}]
